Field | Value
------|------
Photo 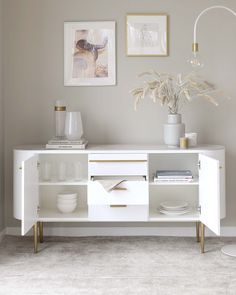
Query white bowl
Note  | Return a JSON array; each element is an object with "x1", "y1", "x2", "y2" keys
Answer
[
  {"x1": 57, "y1": 199, "x2": 77, "y2": 205},
  {"x1": 57, "y1": 202, "x2": 77, "y2": 213},
  {"x1": 57, "y1": 193, "x2": 77, "y2": 200},
  {"x1": 57, "y1": 198, "x2": 77, "y2": 203}
]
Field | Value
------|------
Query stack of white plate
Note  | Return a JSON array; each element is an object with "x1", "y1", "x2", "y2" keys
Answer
[
  {"x1": 159, "y1": 201, "x2": 189, "y2": 216},
  {"x1": 57, "y1": 193, "x2": 77, "y2": 213}
]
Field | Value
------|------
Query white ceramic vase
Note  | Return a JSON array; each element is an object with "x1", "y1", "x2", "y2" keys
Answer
[
  {"x1": 163, "y1": 114, "x2": 185, "y2": 147},
  {"x1": 64, "y1": 112, "x2": 83, "y2": 141}
]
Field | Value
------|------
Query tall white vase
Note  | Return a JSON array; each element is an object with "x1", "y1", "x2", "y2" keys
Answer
[
  {"x1": 64, "y1": 112, "x2": 83, "y2": 141},
  {"x1": 163, "y1": 114, "x2": 185, "y2": 147}
]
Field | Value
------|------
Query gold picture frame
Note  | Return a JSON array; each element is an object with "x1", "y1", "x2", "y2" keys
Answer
[{"x1": 126, "y1": 13, "x2": 169, "y2": 57}]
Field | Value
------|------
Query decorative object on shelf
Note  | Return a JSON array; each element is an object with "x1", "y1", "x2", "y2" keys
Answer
[
  {"x1": 57, "y1": 193, "x2": 77, "y2": 214},
  {"x1": 58, "y1": 162, "x2": 67, "y2": 182},
  {"x1": 159, "y1": 200, "x2": 190, "y2": 216},
  {"x1": 180, "y1": 137, "x2": 189, "y2": 149},
  {"x1": 188, "y1": 4, "x2": 236, "y2": 257},
  {"x1": 54, "y1": 100, "x2": 67, "y2": 139},
  {"x1": 185, "y1": 133, "x2": 197, "y2": 147},
  {"x1": 41, "y1": 162, "x2": 52, "y2": 181},
  {"x1": 154, "y1": 170, "x2": 193, "y2": 183},
  {"x1": 164, "y1": 113, "x2": 185, "y2": 147},
  {"x1": 47, "y1": 101, "x2": 88, "y2": 149},
  {"x1": 64, "y1": 21, "x2": 116, "y2": 86},
  {"x1": 130, "y1": 71, "x2": 221, "y2": 146},
  {"x1": 96, "y1": 178, "x2": 127, "y2": 192},
  {"x1": 73, "y1": 162, "x2": 82, "y2": 181},
  {"x1": 65, "y1": 111, "x2": 83, "y2": 141},
  {"x1": 126, "y1": 14, "x2": 168, "y2": 56},
  {"x1": 188, "y1": 5, "x2": 236, "y2": 69},
  {"x1": 46, "y1": 138, "x2": 88, "y2": 149}
]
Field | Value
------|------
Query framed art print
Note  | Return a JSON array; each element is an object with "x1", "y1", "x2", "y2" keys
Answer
[
  {"x1": 64, "y1": 21, "x2": 116, "y2": 86},
  {"x1": 126, "y1": 14, "x2": 168, "y2": 56}
]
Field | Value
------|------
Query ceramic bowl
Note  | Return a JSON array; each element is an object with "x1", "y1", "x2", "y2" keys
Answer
[
  {"x1": 57, "y1": 193, "x2": 77, "y2": 200},
  {"x1": 57, "y1": 199, "x2": 77, "y2": 204},
  {"x1": 57, "y1": 202, "x2": 77, "y2": 213}
]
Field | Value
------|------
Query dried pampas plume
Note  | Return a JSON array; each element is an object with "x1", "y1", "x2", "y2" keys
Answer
[{"x1": 130, "y1": 71, "x2": 223, "y2": 113}]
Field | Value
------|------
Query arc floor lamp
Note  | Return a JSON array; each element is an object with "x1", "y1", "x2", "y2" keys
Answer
[
  {"x1": 189, "y1": 5, "x2": 236, "y2": 68},
  {"x1": 189, "y1": 5, "x2": 236, "y2": 257}
]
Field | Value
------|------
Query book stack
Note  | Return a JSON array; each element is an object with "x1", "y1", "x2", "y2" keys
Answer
[
  {"x1": 46, "y1": 138, "x2": 88, "y2": 149},
  {"x1": 154, "y1": 170, "x2": 193, "y2": 182}
]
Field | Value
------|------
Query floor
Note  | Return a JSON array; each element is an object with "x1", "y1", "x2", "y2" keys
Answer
[{"x1": 0, "y1": 236, "x2": 236, "y2": 295}]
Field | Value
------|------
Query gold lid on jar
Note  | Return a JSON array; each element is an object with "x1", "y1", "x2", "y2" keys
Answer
[{"x1": 55, "y1": 106, "x2": 66, "y2": 111}]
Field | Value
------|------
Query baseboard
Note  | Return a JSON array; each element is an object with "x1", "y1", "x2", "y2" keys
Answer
[
  {"x1": 0, "y1": 228, "x2": 6, "y2": 242},
  {"x1": 5, "y1": 226, "x2": 236, "y2": 237}
]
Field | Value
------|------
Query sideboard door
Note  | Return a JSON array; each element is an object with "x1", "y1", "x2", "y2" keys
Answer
[
  {"x1": 199, "y1": 154, "x2": 220, "y2": 236},
  {"x1": 21, "y1": 155, "x2": 39, "y2": 235}
]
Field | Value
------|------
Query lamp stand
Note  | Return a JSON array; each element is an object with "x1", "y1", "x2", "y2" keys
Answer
[
  {"x1": 191, "y1": 5, "x2": 236, "y2": 256},
  {"x1": 221, "y1": 245, "x2": 236, "y2": 257}
]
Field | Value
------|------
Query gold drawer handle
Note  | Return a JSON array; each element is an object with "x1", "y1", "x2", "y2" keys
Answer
[
  {"x1": 89, "y1": 160, "x2": 147, "y2": 163},
  {"x1": 112, "y1": 187, "x2": 127, "y2": 191},
  {"x1": 110, "y1": 205, "x2": 127, "y2": 208}
]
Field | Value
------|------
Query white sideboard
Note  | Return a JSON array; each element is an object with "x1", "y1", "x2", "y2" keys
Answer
[{"x1": 13, "y1": 144, "x2": 225, "y2": 253}]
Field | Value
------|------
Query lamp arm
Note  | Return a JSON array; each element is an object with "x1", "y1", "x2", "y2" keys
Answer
[{"x1": 193, "y1": 5, "x2": 236, "y2": 45}]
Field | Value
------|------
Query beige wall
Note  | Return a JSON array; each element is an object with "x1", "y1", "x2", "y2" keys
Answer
[
  {"x1": 0, "y1": 0, "x2": 3, "y2": 232},
  {"x1": 3, "y1": 0, "x2": 236, "y2": 227}
]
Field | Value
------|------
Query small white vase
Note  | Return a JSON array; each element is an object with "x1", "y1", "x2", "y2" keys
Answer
[
  {"x1": 64, "y1": 112, "x2": 83, "y2": 141},
  {"x1": 163, "y1": 114, "x2": 185, "y2": 147}
]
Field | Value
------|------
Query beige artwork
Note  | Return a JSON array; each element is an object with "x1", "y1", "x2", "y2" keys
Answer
[{"x1": 72, "y1": 29, "x2": 108, "y2": 79}]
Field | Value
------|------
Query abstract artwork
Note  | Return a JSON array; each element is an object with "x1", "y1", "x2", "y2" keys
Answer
[
  {"x1": 126, "y1": 14, "x2": 168, "y2": 56},
  {"x1": 64, "y1": 22, "x2": 116, "y2": 86}
]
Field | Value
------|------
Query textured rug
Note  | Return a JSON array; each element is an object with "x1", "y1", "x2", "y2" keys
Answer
[{"x1": 0, "y1": 236, "x2": 236, "y2": 295}]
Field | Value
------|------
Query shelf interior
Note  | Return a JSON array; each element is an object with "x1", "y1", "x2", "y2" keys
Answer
[
  {"x1": 38, "y1": 207, "x2": 200, "y2": 222},
  {"x1": 39, "y1": 179, "x2": 88, "y2": 186},
  {"x1": 149, "y1": 153, "x2": 199, "y2": 182},
  {"x1": 37, "y1": 152, "x2": 200, "y2": 223},
  {"x1": 38, "y1": 207, "x2": 88, "y2": 221},
  {"x1": 149, "y1": 209, "x2": 200, "y2": 222}
]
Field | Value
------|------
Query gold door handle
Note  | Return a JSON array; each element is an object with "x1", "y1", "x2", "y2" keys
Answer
[
  {"x1": 110, "y1": 205, "x2": 127, "y2": 208},
  {"x1": 112, "y1": 187, "x2": 127, "y2": 191}
]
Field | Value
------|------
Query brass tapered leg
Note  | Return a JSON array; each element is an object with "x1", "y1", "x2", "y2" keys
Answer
[
  {"x1": 34, "y1": 223, "x2": 38, "y2": 254},
  {"x1": 200, "y1": 223, "x2": 205, "y2": 254},
  {"x1": 39, "y1": 222, "x2": 44, "y2": 243},
  {"x1": 196, "y1": 222, "x2": 200, "y2": 243}
]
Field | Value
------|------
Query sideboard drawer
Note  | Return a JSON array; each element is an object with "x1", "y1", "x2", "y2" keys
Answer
[
  {"x1": 88, "y1": 205, "x2": 149, "y2": 221},
  {"x1": 88, "y1": 180, "x2": 148, "y2": 205},
  {"x1": 88, "y1": 153, "x2": 148, "y2": 176}
]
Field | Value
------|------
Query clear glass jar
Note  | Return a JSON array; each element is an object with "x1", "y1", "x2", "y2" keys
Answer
[{"x1": 54, "y1": 100, "x2": 66, "y2": 139}]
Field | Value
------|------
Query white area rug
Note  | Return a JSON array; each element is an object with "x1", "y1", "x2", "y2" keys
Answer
[{"x1": 0, "y1": 236, "x2": 236, "y2": 295}]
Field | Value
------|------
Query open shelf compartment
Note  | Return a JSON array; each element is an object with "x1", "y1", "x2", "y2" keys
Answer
[
  {"x1": 149, "y1": 184, "x2": 199, "y2": 222},
  {"x1": 148, "y1": 153, "x2": 199, "y2": 183},
  {"x1": 38, "y1": 153, "x2": 88, "y2": 184},
  {"x1": 38, "y1": 185, "x2": 87, "y2": 221}
]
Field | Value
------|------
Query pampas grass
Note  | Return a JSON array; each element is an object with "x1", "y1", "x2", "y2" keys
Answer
[{"x1": 130, "y1": 71, "x2": 222, "y2": 113}]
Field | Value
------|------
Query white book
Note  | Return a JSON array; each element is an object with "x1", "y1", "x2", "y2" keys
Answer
[
  {"x1": 156, "y1": 170, "x2": 193, "y2": 178},
  {"x1": 46, "y1": 141, "x2": 88, "y2": 149},
  {"x1": 157, "y1": 175, "x2": 193, "y2": 179},
  {"x1": 48, "y1": 138, "x2": 86, "y2": 145},
  {"x1": 154, "y1": 177, "x2": 193, "y2": 183}
]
